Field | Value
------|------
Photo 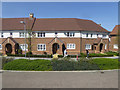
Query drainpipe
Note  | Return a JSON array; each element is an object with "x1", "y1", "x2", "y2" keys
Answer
[
  {"x1": 80, "y1": 31, "x2": 82, "y2": 53},
  {"x1": 108, "y1": 33, "x2": 110, "y2": 52}
]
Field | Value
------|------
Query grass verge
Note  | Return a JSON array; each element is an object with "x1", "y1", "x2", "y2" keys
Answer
[{"x1": 3, "y1": 58, "x2": 120, "y2": 71}]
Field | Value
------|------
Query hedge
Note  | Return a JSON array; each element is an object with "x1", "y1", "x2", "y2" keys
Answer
[
  {"x1": 6, "y1": 51, "x2": 118, "y2": 58},
  {"x1": 51, "y1": 58, "x2": 100, "y2": 71}
]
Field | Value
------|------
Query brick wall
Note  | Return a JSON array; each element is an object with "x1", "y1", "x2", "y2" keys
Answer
[{"x1": 0, "y1": 37, "x2": 111, "y2": 55}]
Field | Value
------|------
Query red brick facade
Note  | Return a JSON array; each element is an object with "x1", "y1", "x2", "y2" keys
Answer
[{"x1": 0, "y1": 37, "x2": 110, "y2": 55}]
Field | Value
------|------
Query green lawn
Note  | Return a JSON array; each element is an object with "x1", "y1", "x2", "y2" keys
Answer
[
  {"x1": 92, "y1": 58, "x2": 119, "y2": 70},
  {"x1": 3, "y1": 58, "x2": 120, "y2": 71},
  {"x1": 3, "y1": 59, "x2": 52, "y2": 71}
]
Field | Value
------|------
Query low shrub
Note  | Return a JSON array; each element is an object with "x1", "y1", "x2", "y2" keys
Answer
[
  {"x1": 7, "y1": 54, "x2": 53, "y2": 58},
  {"x1": 105, "y1": 51, "x2": 119, "y2": 56},
  {"x1": 3, "y1": 59, "x2": 52, "y2": 71},
  {"x1": 51, "y1": 57, "x2": 100, "y2": 71},
  {"x1": 7, "y1": 51, "x2": 119, "y2": 58},
  {"x1": 2, "y1": 57, "x2": 14, "y2": 68},
  {"x1": 26, "y1": 51, "x2": 33, "y2": 55}
]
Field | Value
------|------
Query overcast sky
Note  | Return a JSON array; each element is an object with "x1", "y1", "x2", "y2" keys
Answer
[{"x1": 2, "y1": 2, "x2": 118, "y2": 31}]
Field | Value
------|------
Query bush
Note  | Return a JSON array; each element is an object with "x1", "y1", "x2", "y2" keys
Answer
[
  {"x1": 105, "y1": 51, "x2": 119, "y2": 56},
  {"x1": 26, "y1": 51, "x2": 33, "y2": 56},
  {"x1": 51, "y1": 57, "x2": 100, "y2": 71},
  {"x1": 2, "y1": 57, "x2": 14, "y2": 68},
  {"x1": 3, "y1": 59, "x2": 52, "y2": 71},
  {"x1": 18, "y1": 49, "x2": 22, "y2": 54},
  {"x1": 7, "y1": 54, "x2": 53, "y2": 58}
]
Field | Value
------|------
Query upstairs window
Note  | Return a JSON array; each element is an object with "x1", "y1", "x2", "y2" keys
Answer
[
  {"x1": 37, "y1": 32, "x2": 45, "y2": 37},
  {"x1": 103, "y1": 34, "x2": 106, "y2": 38},
  {"x1": 1, "y1": 32, "x2": 3, "y2": 37},
  {"x1": 37, "y1": 44, "x2": 46, "y2": 51},
  {"x1": 91, "y1": 34, "x2": 93, "y2": 37},
  {"x1": 97, "y1": 34, "x2": 99, "y2": 37},
  {"x1": 19, "y1": 32, "x2": 25, "y2": 37},
  {"x1": 10, "y1": 32, "x2": 12, "y2": 35},
  {"x1": 66, "y1": 32, "x2": 75, "y2": 37},
  {"x1": 67, "y1": 43, "x2": 75, "y2": 49},
  {"x1": 85, "y1": 44, "x2": 91, "y2": 49},
  {"x1": 0, "y1": 44, "x2": 2, "y2": 50},
  {"x1": 86, "y1": 33, "x2": 88, "y2": 37}
]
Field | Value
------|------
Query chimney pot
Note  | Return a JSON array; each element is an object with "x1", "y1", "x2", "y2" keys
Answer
[{"x1": 29, "y1": 13, "x2": 34, "y2": 18}]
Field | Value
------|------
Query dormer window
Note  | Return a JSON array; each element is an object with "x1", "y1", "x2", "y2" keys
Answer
[
  {"x1": 10, "y1": 32, "x2": 13, "y2": 37},
  {"x1": 19, "y1": 32, "x2": 25, "y2": 37},
  {"x1": 66, "y1": 32, "x2": 75, "y2": 37},
  {"x1": 91, "y1": 34, "x2": 93, "y2": 37},
  {"x1": 1, "y1": 32, "x2": 3, "y2": 37},
  {"x1": 38, "y1": 32, "x2": 45, "y2": 37},
  {"x1": 86, "y1": 33, "x2": 88, "y2": 37},
  {"x1": 10, "y1": 32, "x2": 12, "y2": 35},
  {"x1": 97, "y1": 34, "x2": 99, "y2": 37},
  {"x1": 103, "y1": 34, "x2": 106, "y2": 38},
  {"x1": 55, "y1": 32, "x2": 57, "y2": 35}
]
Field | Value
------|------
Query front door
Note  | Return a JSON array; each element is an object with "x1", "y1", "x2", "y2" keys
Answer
[
  {"x1": 52, "y1": 43, "x2": 59, "y2": 54},
  {"x1": 100, "y1": 43, "x2": 103, "y2": 52},
  {"x1": 5, "y1": 43, "x2": 12, "y2": 54}
]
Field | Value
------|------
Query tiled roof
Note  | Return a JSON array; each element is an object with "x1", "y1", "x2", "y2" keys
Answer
[
  {"x1": 1, "y1": 18, "x2": 36, "y2": 30},
  {"x1": 110, "y1": 25, "x2": 120, "y2": 35},
  {"x1": 1, "y1": 18, "x2": 109, "y2": 32}
]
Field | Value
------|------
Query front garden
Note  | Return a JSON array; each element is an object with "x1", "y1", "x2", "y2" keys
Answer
[
  {"x1": 6, "y1": 51, "x2": 119, "y2": 58},
  {"x1": 2, "y1": 57, "x2": 120, "y2": 71}
]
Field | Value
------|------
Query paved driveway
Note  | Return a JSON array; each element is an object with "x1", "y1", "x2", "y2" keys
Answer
[{"x1": 2, "y1": 70, "x2": 118, "y2": 88}]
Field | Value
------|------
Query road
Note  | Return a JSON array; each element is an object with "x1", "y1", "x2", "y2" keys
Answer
[{"x1": 1, "y1": 70, "x2": 118, "y2": 88}]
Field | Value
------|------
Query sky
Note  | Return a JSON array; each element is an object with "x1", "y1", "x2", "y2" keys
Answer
[{"x1": 2, "y1": 2, "x2": 118, "y2": 31}]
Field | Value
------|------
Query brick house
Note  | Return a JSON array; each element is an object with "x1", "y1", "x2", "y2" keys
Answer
[
  {"x1": 0, "y1": 14, "x2": 110, "y2": 55},
  {"x1": 109, "y1": 25, "x2": 119, "y2": 52}
]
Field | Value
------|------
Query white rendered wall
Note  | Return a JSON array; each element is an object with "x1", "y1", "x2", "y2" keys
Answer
[
  {"x1": 12, "y1": 32, "x2": 19, "y2": 38},
  {"x1": 0, "y1": 31, "x2": 109, "y2": 39}
]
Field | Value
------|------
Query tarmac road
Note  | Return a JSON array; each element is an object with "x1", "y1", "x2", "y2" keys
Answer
[{"x1": 1, "y1": 70, "x2": 118, "y2": 88}]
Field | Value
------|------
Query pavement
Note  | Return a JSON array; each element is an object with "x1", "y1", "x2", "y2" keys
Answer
[
  {"x1": 1, "y1": 70, "x2": 118, "y2": 88},
  {"x1": 5, "y1": 56, "x2": 119, "y2": 60}
]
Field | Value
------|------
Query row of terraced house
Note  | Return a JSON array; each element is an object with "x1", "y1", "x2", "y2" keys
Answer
[{"x1": 0, "y1": 14, "x2": 119, "y2": 55}]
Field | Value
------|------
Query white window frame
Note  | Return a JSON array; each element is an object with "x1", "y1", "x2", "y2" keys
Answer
[
  {"x1": 113, "y1": 44, "x2": 118, "y2": 49},
  {"x1": 1, "y1": 32, "x2": 3, "y2": 38},
  {"x1": 86, "y1": 33, "x2": 88, "y2": 37},
  {"x1": 85, "y1": 44, "x2": 91, "y2": 49},
  {"x1": 65, "y1": 32, "x2": 75, "y2": 37},
  {"x1": 91, "y1": 34, "x2": 93, "y2": 38},
  {"x1": 103, "y1": 34, "x2": 106, "y2": 38},
  {"x1": 20, "y1": 44, "x2": 28, "y2": 51},
  {"x1": 67, "y1": 43, "x2": 75, "y2": 49},
  {"x1": 37, "y1": 32, "x2": 45, "y2": 37},
  {"x1": 0, "y1": 44, "x2": 2, "y2": 50},
  {"x1": 19, "y1": 32, "x2": 25, "y2": 38},
  {"x1": 37, "y1": 44, "x2": 46, "y2": 51},
  {"x1": 105, "y1": 44, "x2": 107, "y2": 49}
]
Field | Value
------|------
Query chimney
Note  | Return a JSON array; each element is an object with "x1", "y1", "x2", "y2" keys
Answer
[{"x1": 29, "y1": 13, "x2": 34, "y2": 18}]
